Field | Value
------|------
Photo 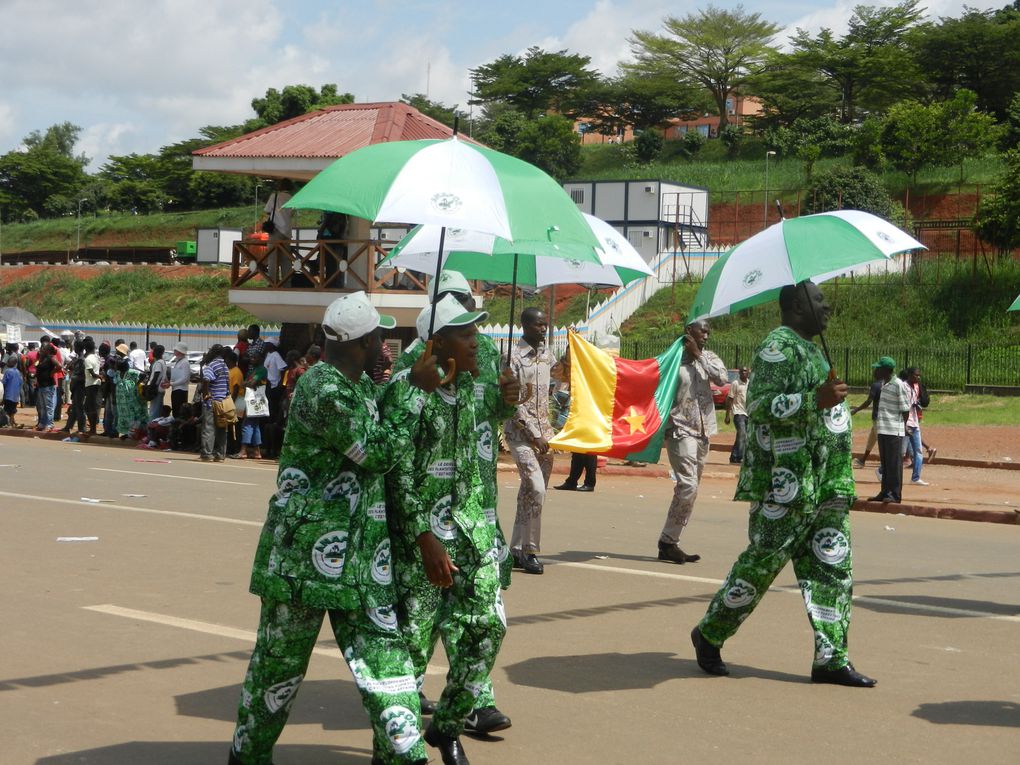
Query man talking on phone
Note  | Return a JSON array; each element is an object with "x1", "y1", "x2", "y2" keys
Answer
[{"x1": 657, "y1": 319, "x2": 728, "y2": 564}]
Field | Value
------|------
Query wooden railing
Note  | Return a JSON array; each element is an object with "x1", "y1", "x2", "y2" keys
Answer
[{"x1": 230, "y1": 237, "x2": 431, "y2": 293}]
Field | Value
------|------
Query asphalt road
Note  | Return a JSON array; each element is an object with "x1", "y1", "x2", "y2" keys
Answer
[{"x1": 1, "y1": 437, "x2": 1018, "y2": 764}]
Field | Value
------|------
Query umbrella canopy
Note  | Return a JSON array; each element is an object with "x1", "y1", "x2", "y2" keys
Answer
[
  {"x1": 687, "y1": 210, "x2": 926, "y2": 324},
  {"x1": 380, "y1": 213, "x2": 654, "y2": 288},
  {"x1": 285, "y1": 136, "x2": 600, "y2": 250},
  {"x1": 1009, "y1": 294, "x2": 1020, "y2": 312},
  {"x1": 0, "y1": 306, "x2": 41, "y2": 326}
]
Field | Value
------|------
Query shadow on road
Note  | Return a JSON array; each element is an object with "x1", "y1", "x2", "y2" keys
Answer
[
  {"x1": 0, "y1": 650, "x2": 252, "y2": 693},
  {"x1": 855, "y1": 594, "x2": 1020, "y2": 619},
  {"x1": 35, "y1": 741, "x2": 373, "y2": 764},
  {"x1": 504, "y1": 652, "x2": 807, "y2": 693},
  {"x1": 912, "y1": 700, "x2": 1020, "y2": 727},
  {"x1": 176, "y1": 678, "x2": 371, "y2": 730}
]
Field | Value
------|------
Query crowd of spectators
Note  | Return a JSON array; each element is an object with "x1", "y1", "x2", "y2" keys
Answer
[{"x1": 0, "y1": 324, "x2": 327, "y2": 464}]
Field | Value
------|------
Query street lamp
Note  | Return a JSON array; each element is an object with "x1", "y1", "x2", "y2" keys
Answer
[
  {"x1": 76, "y1": 198, "x2": 88, "y2": 252},
  {"x1": 764, "y1": 151, "x2": 777, "y2": 229},
  {"x1": 254, "y1": 182, "x2": 262, "y2": 221}
]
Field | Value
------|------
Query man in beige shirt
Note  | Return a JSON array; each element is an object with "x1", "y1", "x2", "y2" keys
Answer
[
  {"x1": 725, "y1": 366, "x2": 749, "y2": 464},
  {"x1": 659, "y1": 320, "x2": 728, "y2": 564},
  {"x1": 504, "y1": 307, "x2": 554, "y2": 575}
]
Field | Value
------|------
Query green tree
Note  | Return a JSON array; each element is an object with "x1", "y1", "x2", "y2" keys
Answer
[
  {"x1": 469, "y1": 47, "x2": 601, "y2": 119},
  {"x1": 803, "y1": 165, "x2": 894, "y2": 218},
  {"x1": 976, "y1": 148, "x2": 1020, "y2": 254},
  {"x1": 400, "y1": 93, "x2": 458, "y2": 127},
  {"x1": 911, "y1": 5, "x2": 1020, "y2": 120},
  {"x1": 627, "y1": 4, "x2": 780, "y2": 133},
  {"x1": 1004, "y1": 92, "x2": 1020, "y2": 150},
  {"x1": 880, "y1": 90, "x2": 1002, "y2": 183},
  {"x1": 579, "y1": 72, "x2": 707, "y2": 137},
  {"x1": 0, "y1": 123, "x2": 89, "y2": 220},
  {"x1": 479, "y1": 111, "x2": 581, "y2": 179},
  {"x1": 789, "y1": 0, "x2": 925, "y2": 123},
  {"x1": 249, "y1": 83, "x2": 354, "y2": 128},
  {"x1": 633, "y1": 129, "x2": 664, "y2": 163},
  {"x1": 748, "y1": 50, "x2": 837, "y2": 130}
]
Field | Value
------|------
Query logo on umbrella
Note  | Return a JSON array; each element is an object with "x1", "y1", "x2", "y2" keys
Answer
[
  {"x1": 430, "y1": 192, "x2": 463, "y2": 214},
  {"x1": 876, "y1": 230, "x2": 892, "y2": 242},
  {"x1": 742, "y1": 269, "x2": 763, "y2": 289},
  {"x1": 566, "y1": 259, "x2": 584, "y2": 270},
  {"x1": 603, "y1": 236, "x2": 620, "y2": 253}
]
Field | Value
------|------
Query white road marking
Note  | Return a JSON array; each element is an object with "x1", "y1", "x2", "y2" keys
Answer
[
  {"x1": 92, "y1": 468, "x2": 257, "y2": 486},
  {"x1": 82, "y1": 604, "x2": 448, "y2": 674},
  {"x1": 552, "y1": 561, "x2": 1020, "y2": 623},
  {"x1": 0, "y1": 490, "x2": 263, "y2": 527}
]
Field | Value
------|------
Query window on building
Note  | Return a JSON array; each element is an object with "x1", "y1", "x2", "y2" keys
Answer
[
  {"x1": 570, "y1": 188, "x2": 585, "y2": 204},
  {"x1": 697, "y1": 124, "x2": 710, "y2": 137},
  {"x1": 726, "y1": 97, "x2": 735, "y2": 115}
]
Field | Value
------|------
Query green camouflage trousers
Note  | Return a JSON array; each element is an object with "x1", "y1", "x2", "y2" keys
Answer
[
  {"x1": 698, "y1": 497, "x2": 854, "y2": 669},
  {"x1": 230, "y1": 599, "x2": 427, "y2": 765},
  {"x1": 396, "y1": 537, "x2": 507, "y2": 736}
]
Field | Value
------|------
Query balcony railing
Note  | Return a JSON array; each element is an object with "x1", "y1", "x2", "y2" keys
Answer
[{"x1": 231, "y1": 237, "x2": 430, "y2": 293}]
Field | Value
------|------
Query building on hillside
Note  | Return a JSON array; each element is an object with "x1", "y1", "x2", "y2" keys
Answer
[
  {"x1": 666, "y1": 94, "x2": 763, "y2": 140},
  {"x1": 574, "y1": 93, "x2": 764, "y2": 144},
  {"x1": 562, "y1": 179, "x2": 709, "y2": 259}
]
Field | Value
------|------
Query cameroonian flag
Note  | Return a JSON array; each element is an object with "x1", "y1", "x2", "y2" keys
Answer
[{"x1": 549, "y1": 333, "x2": 685, "y2": 463}]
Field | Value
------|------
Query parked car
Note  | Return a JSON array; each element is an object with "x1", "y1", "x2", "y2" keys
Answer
[
  {"x1": 711, "y1": 369, "x2": 741, "y2": 408},
  {"x1": 188, "y1": 351, "x2": 205, "y2": 382}
]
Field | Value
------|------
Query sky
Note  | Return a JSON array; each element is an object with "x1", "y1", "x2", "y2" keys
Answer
[{"x1": 0, "y1": 0, "x2": 1005, "y2": 169}]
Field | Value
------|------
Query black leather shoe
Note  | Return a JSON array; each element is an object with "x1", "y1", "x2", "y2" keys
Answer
[
  {"x1": 425, "y1": 724, "x2": 471, "y2": 765},
  {"x1": 576, "y1": 485, "x2": 595, "y2": 492},
  {"x1": 553, "y1": 482, "x2": 577, "y2": 491},
  {"x1": 519, "y1": 553, "x2": 544, "y2": 575},
  {"x1": 811, "y1": 663, "x2": 877, "y2": 687},
  {"x1": 691, "y1": 627, "x2": 729, "y2": 676},
  {"x1": 419, "y1": 690, "x2": 436, "y2": 715},
  {"x1": 658, "y1": 541, "x2": 700, "y2": 564},
  {"x1": 464, "y1": 705, "x2": 512, "y2": 735}
]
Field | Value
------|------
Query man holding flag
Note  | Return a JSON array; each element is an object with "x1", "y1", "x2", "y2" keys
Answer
[{"x1": 657, "y1": 320, "x2": 729, "y2": 564}]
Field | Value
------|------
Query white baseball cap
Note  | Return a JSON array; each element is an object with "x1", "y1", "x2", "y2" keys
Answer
[
  {"x1": 323, "y1": 291, "x2": 396, "y2": 342},
  {"x1": 435, "y1": 270, "x2": 472, "y2": 297},
  {"x1": 416, "y1": 293, "x2": 488, "y2": 341}
]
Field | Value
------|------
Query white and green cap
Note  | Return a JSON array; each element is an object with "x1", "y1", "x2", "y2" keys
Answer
[
  {"x1": 435, "y1": 269, "x2": 472, "y2": 297},
  {"x1": 416, "y1": 294, "x2": 488, "y2": 341},
  {"x1": 323, "y1": 291, "x2": 396, "y2": 342}
]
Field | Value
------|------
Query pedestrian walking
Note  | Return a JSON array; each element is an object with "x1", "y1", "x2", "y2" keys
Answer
[
  {"x1": 504, "y1": 307, "x2": 555, "y2": 575},
  {"x1": 869, "y1": 357, "x2": 910, "y2": 503},
  {"x1": 725, "y1": 366, "x2": 749, "y2": 464},
  {"x1": 657, "y1": 320, "x2": 728, "y2": 564},
  {"x1": 691, "y1": 282, "x2": 876, "y2": 688},
  {"x1": 227, "y1": 292, "x2": 441, "y2": 765}
]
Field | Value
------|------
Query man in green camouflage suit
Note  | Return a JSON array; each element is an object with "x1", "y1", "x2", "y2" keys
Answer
[
  {"x1": 228, "y1": 292, "x2": 441, "y2": 765},
  {"x1": 383, "y1": 294, "x2": 520, "y2": 765},
  {"x1": 390, "y1": 270, "x2": 513, "y2": 736},
  {"x1": 691, "y1": 282, "x2": 877, "y2": 688}
]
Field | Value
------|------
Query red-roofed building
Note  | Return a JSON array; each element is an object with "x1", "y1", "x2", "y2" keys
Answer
[{"x1": 192, "y1": 102, "x2": 471, "y2": 332}]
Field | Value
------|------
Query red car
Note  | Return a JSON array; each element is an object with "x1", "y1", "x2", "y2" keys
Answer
[{"x1": 711, "y1": 369, "x2": 741, "y2": 408}]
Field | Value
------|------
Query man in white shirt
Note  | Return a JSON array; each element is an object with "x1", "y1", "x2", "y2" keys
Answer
[
  {"x1": 725, "y1": 366, "x2": 749, "y2": 464},
  {"x1": 263, "y1": 342, "x2": 288, "y2": 421},
  {"x1": 869, "y1": 356, "x2": 910, "y2": 504},
  {"x1": 128, "y1": 341, "x2": 148, "y2": 373},
  {"x1": 263, "y1": 180, "x2": 294, "y2": 283},
  {"x1": 169, "y1": 342, "x2": 192, "y2": 417}
]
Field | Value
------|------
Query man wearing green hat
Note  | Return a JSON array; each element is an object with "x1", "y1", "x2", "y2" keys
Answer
[
  {"x1": 228, "y1": 291, "x2": 441, "y2": 765},
  {"x1": 869, "y1": 356, "x2": 910, "y2": 504}
]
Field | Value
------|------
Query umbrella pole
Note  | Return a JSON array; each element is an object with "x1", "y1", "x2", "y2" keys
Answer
[
  {"x1": 548, "y1": 284, "x2": 556, "y2": 349},
  {"x1": 800, "y1": 281, "x2": 835, "y2": 374},
  {"x1": 506, "y1": 252, "x2": 519, "y2": 367},
  {"x1": 427, "y1": 226, "x2": 447, "y2": 338}
]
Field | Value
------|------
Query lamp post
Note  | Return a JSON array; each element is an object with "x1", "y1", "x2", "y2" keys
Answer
[
  {"x1": 254, "y1": 182, "x2": 261, "y2": 220},
  {"x1": 763, "y1": 151, "x2": 777, "y2": 229},
  {"x1": 76, "y1": 198, "x2": 88, "y2": 252}
]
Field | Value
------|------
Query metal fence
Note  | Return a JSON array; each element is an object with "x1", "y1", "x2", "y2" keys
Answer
[{"x1": 624, "y1": 340, "x2": 1020, "y2": 391}]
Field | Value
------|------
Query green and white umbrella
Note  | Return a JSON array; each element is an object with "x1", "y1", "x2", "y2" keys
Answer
[
  {"x1": 285, "y1": 136, "x2": 599, "y2": 250},
  {"x1": 1009, "y1": 294, "x2": 1020, "y2": 312},
  {"x1": 688, "y1": 210, "x2": 926, "y2": 324},
  {"x1": 380, "y1": 213, "x2": 654, "y2": 288}
]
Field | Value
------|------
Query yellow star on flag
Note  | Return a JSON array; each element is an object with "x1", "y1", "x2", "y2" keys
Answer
[{"x1": 621, "y1": 406, "x2": 647, "y2": 434}]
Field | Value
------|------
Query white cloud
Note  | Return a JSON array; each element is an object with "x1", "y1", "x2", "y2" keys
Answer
[
  {"x1": 78, "y1": 123, "x2": 143, "y2": 169},
  {"x1": 0, "y1": 102, "x2": 16, "y2": 147}
]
